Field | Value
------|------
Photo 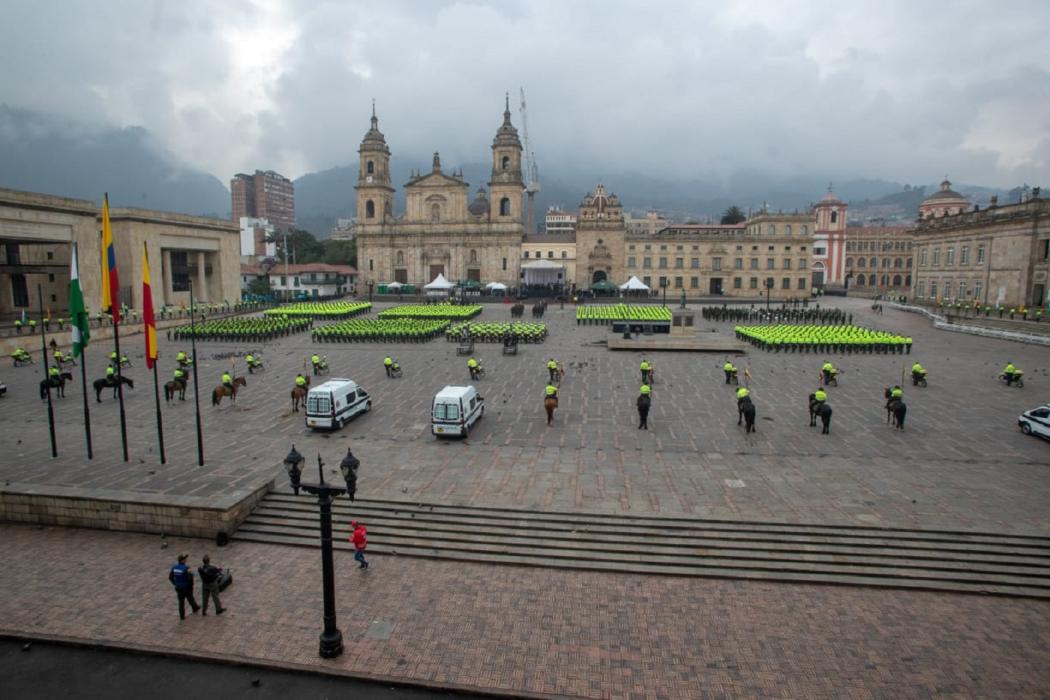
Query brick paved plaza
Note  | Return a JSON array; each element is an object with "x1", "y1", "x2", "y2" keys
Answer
[
  {"x1": 1, "y1": 296, "x2": 1047, "y2": 532},
  {"x1": 1, "y1": 296, "x2": 1049, "y2": 698}
]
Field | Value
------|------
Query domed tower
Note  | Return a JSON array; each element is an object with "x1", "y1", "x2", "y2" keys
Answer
[
  {"x1": 355, "y1": 104, "x2": 395, "y2": 224},
  {"x1": 919, "y1": 178, "x2": 969, "y2": 219},
  {"x1": 488, "y1": 94, "x2": 524, "y2": 223},
  {"x1": 813, "y1": 185, "x2": 848, "y2": 287}
]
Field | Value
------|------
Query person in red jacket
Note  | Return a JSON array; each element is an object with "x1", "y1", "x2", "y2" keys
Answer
[{"x1": 351, "y1": 521, "x2": 369, "y2": 569}]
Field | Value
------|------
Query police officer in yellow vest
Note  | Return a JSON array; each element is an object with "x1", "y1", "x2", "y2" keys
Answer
[
  {"x1": 295, "y1": 373, "x2": 307, "y2": 388},
  {"x1": 640, "y1": 359, "x2": 652, "y2": 384},
  {"x1": 547, "y1": 358, "x2": 559, "y2": 383},
  {"x1": 724, "y1": 361, "x2": 738, "y2": 384},
  {"x1": 222, "y1": 371, "x2": 233, "y2": 390},
  {"x1": 49, "y1": 365, "x2": 60, "y2": 380},
  {"x1": 467, "y1": 357, "x2": 481, "y2": 380},
  {"x1": 637, "y1": 384, "x2": 652, "y2": 430},
  {"x1": 735, "y1": 386, "x2": 749, "y2": 401},
  {"x1": 545, "y1": 383, "x2": 558, "y2": 402},
  {"x1": 106, "y1": 365, "x2": 115, "y2": 379},
  {"x1": 911, "y1": 362, "x2": 927, "y2": 385},
  {"x1": 245, "y1": 354, "x2": 261, "y2": 373},
  {"x1": 813, "y1": 388, "x2": 827, "y2": 404},
  {"x1": 173, "y1": 367, "x2": 187, "y2": 384},
  {"x1": 889, "y1": 385, "x2": 903, "y2": 400},
  {"x1": 384, "y1": 356, "x2": 394, "y2": 377},
  {"x1": 176, "y1": 350, "x2": 189, "y2": 367},
  {"x1": 821, "y1": 361, "x2": 836, "y2": 385}
]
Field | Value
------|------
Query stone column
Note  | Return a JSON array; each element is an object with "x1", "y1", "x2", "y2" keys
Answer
[
  {"x1": 197, "y1": 251, "x2": 208, "y2": 302},
  {"x1": 162, "y1": 249, "x2": 174, "y2": 306}
]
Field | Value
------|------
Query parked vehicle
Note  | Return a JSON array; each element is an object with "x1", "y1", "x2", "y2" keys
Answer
[
  {"x1": 0, "y1": 379, "x2": 6, "y2": 397},
  {"x1": 1018, "y1": 404, "x2": 1050, "y2": 439},
  {"x1": 432, "y1": 385, "x2": 484, "y2": 437},
  {"x1": 305, "y1": 378, "x2": 370, "y2": 430}
]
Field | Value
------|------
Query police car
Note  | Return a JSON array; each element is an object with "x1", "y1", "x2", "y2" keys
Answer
[{"x1": 1018, "y1": 404, "x2": 1050, "y2": 439}]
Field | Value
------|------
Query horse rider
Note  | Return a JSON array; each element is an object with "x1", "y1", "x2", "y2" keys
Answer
[
  {"x1": 295, "y1": 373, "x2": 308, "y2": 390},
  {"x1": 105, "y1": 365, "x2": 116, "y2": 381},
  {"x1": 13, "y1": 347, "x2": 32, "y2": 363},
  {"x1": 48, "y1": 365, "x2": 60, "y2": 381},
  {"x1": 467, "y1": 357, "x2": 482, "y2": 380},
  {"x1": 889, "y1": 385, "x2": 903, "y2": 400},
  {"x1": 545, "y1": 382, "x2": 559, "y2": 404},
  {"x1": 245, "y1": 354, "x2": 262, "y2": 373},
  {"x1": 173, "y1": 366, "x2": 187, "y2": 385},
  {"x1": 109, "y1": 350, "x2": 119, "y2": 366},
  {"x1": 176, "y1": 350, "x2": 192, "y2": 368},
  {"x1": 813, "y1": 387, "x2": 827, "y2": 405},
  {"x1": 222, "y1": 371, "x2": 234, "y2": 391},
  {"x1": 1002, "y1": 362, "x2": 1018, "y2": 386},
  {"x1": 53, "y1": 348, "x2": 65, "y2": 365},
  {"x1": 640, "y1": 359, "x2": 653, "y2": 384},
  {"x1": 637, "y1": 384, "x2": 652, "y2": 430},
  {"x1": 723, "y1": 360, "x2": 738, "y2": 385},
  {"x1": 735, "y1": 385, "x2": 750, "y2": 402},
  {"x1": 311, "y1": 353, "x2": 324, "y2": 375},
  {"x1": 821, "y1": 360, "x2": 837, "y2": 385},
  {"x1": 911, "y1": 362, "x2": 927, "y2": 385},
  {"x1": 384, "y1": 355, "x2": 394, "y2": 377},
  {"x1": 547, "y1": 358, "x2": 560, "y2": 383}
]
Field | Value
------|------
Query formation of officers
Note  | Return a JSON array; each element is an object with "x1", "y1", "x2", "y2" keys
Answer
[{"x1": 703, "y1": 305, "x2": 849, "y2": 325}]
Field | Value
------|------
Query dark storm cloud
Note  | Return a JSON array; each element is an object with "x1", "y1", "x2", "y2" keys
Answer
[{"x1": 1, "y1": 0, "x2": 1048, "y2": 187}]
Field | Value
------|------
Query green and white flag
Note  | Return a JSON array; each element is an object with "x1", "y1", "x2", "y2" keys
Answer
[{"x1": 69, "y1": 243, "x2": 90, "y2": 357}]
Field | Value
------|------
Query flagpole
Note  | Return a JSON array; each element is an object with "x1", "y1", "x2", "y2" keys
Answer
[
  {"x1": 79, "y1": 343, "x2": 93, "y2": 459},
  {"x1": 102, "y1": 192, "x2": 129, "y2": 462},
  {"x1": 70, "y1": 243, "x2": 93, "y2": 459},
  {"x1": 143, "y1": 243, "x2": 165, "y2": 465},
  {"x1": 190, "y1": 280, "x2": 205, "y2": 466},
  {"x1": 37, "y1": 284, "x2": 58, "y2": 458},
  {"x1": 152, "y1": 362, "x2": 166, "y2": 464},
  {"x1": 112, "y1": 307, "x2": 129, "y2": 462}
]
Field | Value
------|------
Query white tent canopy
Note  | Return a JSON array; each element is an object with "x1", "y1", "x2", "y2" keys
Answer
[
  {"x1": 486, "y1": 281, "x2": 508, "y2": 291},
  {"x1": 424, "y1": 273, "x2": 454, "y2": 290},
  {"x1": 386, "y1": 281, "x2": 403, "y2": 289},
  {"x1": 521, "y1": 259, "x2": 564, "y2": 286},
  {"x1": 620, "y1": 276, "x2": 650, "y2": 291}
]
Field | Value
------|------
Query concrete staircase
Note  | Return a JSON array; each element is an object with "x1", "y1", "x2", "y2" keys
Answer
[{"x1": 236, "y1": 495, "x2": 1050, "y2": 599}]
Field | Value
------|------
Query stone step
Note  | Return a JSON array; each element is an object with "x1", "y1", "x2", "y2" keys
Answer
[
  {"x1": 232, "y1": 528, "x2": 1050, "y2": 599},
  {"x1": 241, "y1": 515, "x2": 1050, "y2": 578},
  {"x1": 248, "y1": 506, "x2": 1050, "y2": 564},
  {"x1": 237, "y1": 495, "x2": 1050, "y2": 598}
]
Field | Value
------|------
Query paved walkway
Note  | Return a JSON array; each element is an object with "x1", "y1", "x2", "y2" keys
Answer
[
  {"x1": 1, "y1": 524, "x2": 1047, "y2": 699},
  {"x1": 2, "y1": 297, "x2": 1049, "y2": 533}
]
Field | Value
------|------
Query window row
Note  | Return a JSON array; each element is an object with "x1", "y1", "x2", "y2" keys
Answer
[
  {"x1": 845, "y1": 257, "x2": 912, "y2": 270},
  {"x1": 640, "y1": 276, "x2": 810, "y2": 290},
  {"x1": 918, "y1": 244, "x2": 985, "y2": 266},
  {"x1": 851, "y1": 274, "x2": 911, "y2": 288},
  {"x1": 845, "y1": 240, "x2": 913, "y2": 252},
  {"x1": 628, "y1": 244, "x2": 807, "y2": 253},
  {"x1": 916, "y1": 279, "x2": 984, "y2": 302},
  {"x1": 627, "y1": 257, "x2": 808, "y2": 271},
  {"x1": 523, "y1": 250, "x2": 569, "y2": 259}
]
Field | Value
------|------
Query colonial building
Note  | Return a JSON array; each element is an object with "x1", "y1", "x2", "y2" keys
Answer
[
  {"x1": 919, "y1": 179, "x2": 970, "y2": 220},
  {"x1": 521, "y1": 234, "x2": 575, "y2": 291},
  {"x1": 0, "y1": 187, "x2": 241, "y2": 319},
  {"x1": 843, "y1": 227, "x2": 914, "y2": 293},
  {"x1": 812, "y1": 188, "x2": 846, "y2": 288},
  {"x1": 241, "y1": 262, "x2": 356, "y2": 299},
  {"x1": 353, "y1": 101, "x2": 524, "y2": 289},
  {"x1": 543, "y1": 207, "x2": 576, "y2": 235},
  {"x1": 576, "y1": 184, "x2": 627, "y2": 288},
  {"x1": 621, "y1": 213, "x2": 815, "y2": 299},
  {"x1": 624, "y1": 210, "x2": 669, "y2": 236},
  {"x1": 912, "y1": 188, "x2": 1049, "y2": 308}
]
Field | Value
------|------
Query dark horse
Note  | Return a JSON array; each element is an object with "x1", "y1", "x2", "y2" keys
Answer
[
  {"x1": 212, "y1": 376, "x2": 247, "y2": 406},
  {"x1": 40, "y1": 372, "x2": 74, "y2": 399},
  {"x1": 808, "y1": 394, "x2": 822, "y2": 427},
  {"x1": 817, "y1": 403, "x2": 833, "y2": 434},
  {"x1": 164, "y1": 378, "x2": 188, "y2": 404},
  {"x1": 738, "y1": 396, "x2": 756, "y2": 434},
  {"x1": 93, "y1": 375, "x2": 134, "y2": 402},
  {"x1": 887, "y1": 398, "x2": 907, "y2": 430},
  {"x1": 510, "y1": 303, "x2": 525, "y2": 318}
]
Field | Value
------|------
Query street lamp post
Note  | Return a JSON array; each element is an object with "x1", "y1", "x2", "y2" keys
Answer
[
  {"x1": 765, "y1": 278, "x2": 774, "y2": 311},
  {"x1": 367, "y1": 280, "x2": 374, "y2": 303},
  {"x1": 660, "y1": 278, "x2": 668, "y2": 307},
  {"x1": 283, "y1": 446, "x2": 346, "y2": 659}
]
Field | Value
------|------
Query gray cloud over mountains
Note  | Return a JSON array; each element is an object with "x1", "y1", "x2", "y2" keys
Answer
[{"x1": 2, "y1": 0, "x2": 1048, "y2": 188}]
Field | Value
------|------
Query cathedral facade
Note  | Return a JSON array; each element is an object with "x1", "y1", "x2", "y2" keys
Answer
[{"x1": 353, "y1": 101, "x2": 524, "y2": 290}]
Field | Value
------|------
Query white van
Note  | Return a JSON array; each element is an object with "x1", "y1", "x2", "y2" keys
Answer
[
  {"x1": 432, "y1": 385, "x2": 484, "y2": 437},
  {"x1": 306, "y1": 378, "x2": 370, "y2": 430}
]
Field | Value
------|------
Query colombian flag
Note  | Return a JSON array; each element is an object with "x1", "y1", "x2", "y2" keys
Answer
[
  {"x1": 142, "y1": 243, "x2": 158, "y2": 369},
  {"x1": 100, "y1": 193, "x2": 120, "y2": 324}
]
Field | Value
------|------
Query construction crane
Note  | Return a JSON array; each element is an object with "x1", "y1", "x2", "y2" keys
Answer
[{"x1": 519, "y1": 87, "x2": 541, "y2": 235}]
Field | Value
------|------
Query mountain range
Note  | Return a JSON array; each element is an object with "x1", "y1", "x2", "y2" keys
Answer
[{"x1": 0, "y1": 108, "x2": 1016, "y2": 236}]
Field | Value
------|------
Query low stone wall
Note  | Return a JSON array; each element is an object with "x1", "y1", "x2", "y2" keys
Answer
[
  {"x1": 888, "y1": 303, "x2": 1050, "y2": 346},
  {"x1": 0, "y1": 477, "x2": 273, "y2": 540}
]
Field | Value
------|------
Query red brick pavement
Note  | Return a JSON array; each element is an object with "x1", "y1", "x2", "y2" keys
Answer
[{"x1": 1, "y1": 524, "x2": 1048, "y2": 699}]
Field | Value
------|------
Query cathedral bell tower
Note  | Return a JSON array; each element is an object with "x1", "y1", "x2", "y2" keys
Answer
[
  {"x1": 487, "y1": 93, "x2": 524, "y2": 223},
  {"x1": 355, "y1": 103, "x2": 395, "y2": 223}
]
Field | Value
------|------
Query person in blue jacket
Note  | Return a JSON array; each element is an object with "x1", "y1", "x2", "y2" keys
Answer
[{"x1": 168, "y1": 553, "x2": 200, "y2": 619}]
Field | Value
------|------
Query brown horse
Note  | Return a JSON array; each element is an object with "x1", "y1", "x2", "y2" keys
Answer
[
  {"x1": 164, "y1": 378, "x2": 187, "y2": 404},
  {"x1": 544, "y1": 396, "x2": 558, "y2": 425},
  {"x1": 211, "y1": 376, "x2": 246, "y2": 406},
  {"x1": 291, "y1": 376, "x2": 312, "y2": 412}
]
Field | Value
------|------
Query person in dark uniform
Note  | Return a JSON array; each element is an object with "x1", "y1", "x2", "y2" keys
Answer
[
  {"x1": 168, "y1": 553, "x2": 200, "y2": 620},
  {"x1": 637, "y1": 384, "x2": 652, "y2": 430}
]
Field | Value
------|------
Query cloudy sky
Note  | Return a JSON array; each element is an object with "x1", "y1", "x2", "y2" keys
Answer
[{"x1": 2, "y1": 0, "x2": 1048, "y2": 187}]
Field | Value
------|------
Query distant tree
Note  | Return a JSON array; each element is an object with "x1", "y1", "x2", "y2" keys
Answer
[
  {"x1": 275, "y1": 229, "x2": 325, "y2": 264},
  {"x1": 720, "y1": 206, "x2": 746, "y2": 225},
  {"x1": 247, "y1": 276, "x2": 272, "y2": 297},
  {"x1": 321, "y1": 238, "x2": 356, "y2": 267}
]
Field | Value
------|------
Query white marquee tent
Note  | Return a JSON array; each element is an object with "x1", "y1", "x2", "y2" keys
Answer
[{"x1": 619, "y1": 276, "x2": 650, "y2": 291}]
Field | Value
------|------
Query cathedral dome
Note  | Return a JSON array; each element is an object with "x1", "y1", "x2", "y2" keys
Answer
[
  {"x1": 919, "y1": 178, "x2": 969, "y2": 218},
  {"x1": 469, "y1": 187, "x2": 489, "y2": 216}
]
